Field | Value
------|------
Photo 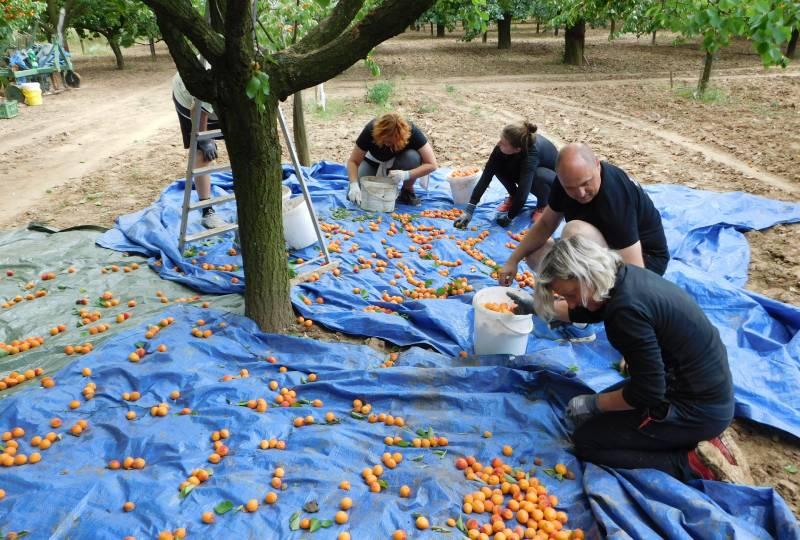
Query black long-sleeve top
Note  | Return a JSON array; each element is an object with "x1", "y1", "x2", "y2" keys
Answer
[
  {"x1": 468, "y1": 135, "x2": 558, "y2": 218},
  {"x1": 571, "y1": 264, "x2": 733, "y2": 410}
]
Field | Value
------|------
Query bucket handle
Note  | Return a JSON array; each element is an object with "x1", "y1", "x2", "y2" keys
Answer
[{"x1": 494, "y1": 315, "x2": 534, "y2": 336}]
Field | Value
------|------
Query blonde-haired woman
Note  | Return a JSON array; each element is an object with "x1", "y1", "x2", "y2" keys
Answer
[
  {"x1": 509, "y1": 235, "x2": 749, "y2": 483},
  {"x1": 454, "y1": 121, "x2": 557, "y2": 229},
  {"x1": 346, "y1": 113, "x2": 438, "y2": 206}
]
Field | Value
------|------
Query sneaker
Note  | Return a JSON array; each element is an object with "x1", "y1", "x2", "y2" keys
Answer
[
  {"x1": 551, "y1": 321, "x2": 596, "y2": 343},
  {"x1": 496, "y1": 197, "x2": 512, "y2": 212},
  {"x1": 693, "y1": 428, "x2": 753, "y2": 484},
  {"x1": 201, "y1": 211, "x2": 227, "y2": 229},
  {"x1": 532, "y1": 208, "x2": 545, "y2": 222},
  {"x1": 396, "y1": 188, "x2": 421, "y2": 206}
]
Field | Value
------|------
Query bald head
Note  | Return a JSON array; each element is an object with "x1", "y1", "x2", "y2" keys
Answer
[{"x1": 555, "y1": 143, "x2": 602, "y2": 204}]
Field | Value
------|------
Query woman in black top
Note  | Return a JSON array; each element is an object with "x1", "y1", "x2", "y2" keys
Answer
[
  {"x1": 511, "y1": 235, "x2": 750, "y2": 484},
  {"x1": 454, "y1": 121, "x2": 558, "y2": 229}
]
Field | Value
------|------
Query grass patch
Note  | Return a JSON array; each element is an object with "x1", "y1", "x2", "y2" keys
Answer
[
  {"x1": 674, "y1": 84, "x2": 730, "y2": 104},
  {"x1": 445, "y1": 84, "x2": 457, "y2": 94},
  {"x1": 366, "y1": 80, "x2": 395, "y2": 107},
  {"x1": 305, "y1": 97, "x2": 349, "y2": 120},
  {"x1": 416, "y1": 103, "x2": 438, "y2": 114}
]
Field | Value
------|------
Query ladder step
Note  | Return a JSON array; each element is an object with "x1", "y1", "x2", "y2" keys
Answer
[
  {"x1": 197, "y1": 129, "x2": 222, "y2": 141},
  {"x1": 192, "y1": 163, "x2": 232, "y2": 177},
  {"x1": 189, "y1": 193, "x2": 236, "y2": 210},
  {"x1": 183, "y1": 223, "x2": 239, "y2": 244}
]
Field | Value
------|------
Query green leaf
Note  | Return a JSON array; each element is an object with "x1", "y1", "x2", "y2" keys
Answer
[
  {"x1": 433, "y1": 449, "x2": 448, "y2": 458},
  {"x1": 504, "y1": 473, "x2": 517, "y2": 484},
  {"x1": 411, "y1": 455, "x2": 424, "y2": 462},
  {"x1": 179, "y1": 484, "x2": 196, "y2": 499},
  {"x1": 350, "y1": 411, "x2": 366, "y2": 420},
  {"x1": 246, "y1": 76, "x2": 261, "y2": 99},
  {"x1": 360, "y1": 289, "x2": 369, "y2": 300},
  {"x1": 214, "y1": 500, "x2": 234, "y2": 515},
  {"x1": 309, "y1": 518, "x2": 322, "y2": 532},
  {"x1": 567, "y1": 365, "x2": 579, "y2": 373},
  {"x1": 424, "y1": 279, "x2": 433, "y2": 287},
  {"x1": 435, "y1": 287, "x2": 446, "y2": 296},
  {"x1": 237, "y1": 400, "x2": 249, "y2": 406},
  {"x1": 456, "y1": 515, "x2": 466, "y2": 533},
  {"x1": 431, "y1": 526, "x2": 452, "y2": 532},
  {"x1": 377, "y1": 478, "x2": 388, "y2": 489},
  {"x1": 320, "y1": 519, "x2": 334, "y2": 528},
  {"x1": 289, "y1": 511, "x2": 301, "y2": 530},
  {"x1": 395, "y1": 440, "x2": 411, "y2": 447},
  {"x1": 786, "y1": 464, "x2": 798, "y2": 474}
]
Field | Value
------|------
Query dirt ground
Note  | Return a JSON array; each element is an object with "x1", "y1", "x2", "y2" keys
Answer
[{"x1": 2, "y1": 25, "x2": 800, "y2": 515}]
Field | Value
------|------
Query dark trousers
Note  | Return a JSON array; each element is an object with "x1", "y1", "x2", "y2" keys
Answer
[
  {"x1": 572, "y1": 383, "x2": 734, "y2": 481},
  {"x1": 496, "y1": 167, "x2": 556, "y2": 210}
]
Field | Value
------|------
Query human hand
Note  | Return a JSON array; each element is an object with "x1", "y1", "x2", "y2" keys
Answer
[
  {"x1": 454, "y1": 203, "x2": 475, "y2": 229},
  {"x1": 497, "y1": 261, "x2": 517, "y2": 286},
  {"x1": 506, "y1": 290, "x2": 534, "y2": 315},
  {"x1": 197, "y1": 139, "x2": 218, "y2": 162},
  {"x1": 496, "y1": 211, "x2": 511, "y2": 227},
  {"x1": 347, "y1": 182, "x2": 362, "y2": 205},
  {"x1": 388, "y1": 169, "x2": 411, "y2": 183},
  {"x1": 566, "y1": 394, "x2": 600, "y2": 425}
]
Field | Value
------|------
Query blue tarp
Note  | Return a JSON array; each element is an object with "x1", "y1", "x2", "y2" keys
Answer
[
  {"x1": 97, "y1": 162, "x2": 800, "y2": 440},
  {"x1": 0, "y1": 306, "x2": 797, "y2": 538}
]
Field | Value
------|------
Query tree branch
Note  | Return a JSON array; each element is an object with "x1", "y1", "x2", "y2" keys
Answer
[
  {"x1": 140, "y1": 0, "x2": 225, "y2": 61},
  {"x1": 270, "y1": 0, "x2": 435, "y2": 97},
  {"x1": 223, "y1": 0, "x2": 253, "y2": 68},
  {"x1": 290, "y1": 0, "x2": 365, "y2": 54},
  {"x1": 155, "y1": 11, "x2": 217, "y2": 103}
]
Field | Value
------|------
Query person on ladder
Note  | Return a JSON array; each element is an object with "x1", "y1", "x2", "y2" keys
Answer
[
  {"x1": 346, "y1": 113, "x2": 438, "y2": 207},
  {"x1": 172, "y1": 71, "x2": 226, "y2": 229}
]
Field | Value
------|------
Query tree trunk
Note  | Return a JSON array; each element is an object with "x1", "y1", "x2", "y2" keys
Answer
[
  {"x1": 292, "y1": 90, "x2": 311, "y2": 166},
  {"x1": 80, "y1": 38, "x2": 85, "y2": 54},
  {"x1": 651, "y1": 30, "x2": 657, "y2": 45},
  {"x1": 436, "y1": 23, "x2": 445, "y2": 37},
  {"x1": 149, "y1": 37, "x2": 156, "y2": 60},
  {"x1": 215, "y1": 95, "x2": 294, "y2": 331},
  {"x1": 482, "y1": 31, "x2": 487, "y2": 43},
  {"x1": 536, "y1": 21, "x2": 540, "y2": 34},
  {"x1": 564, "y1": 20, "x2": 585, "y2": 65},
  {"x1": 697, "y1": 50, "x2": 713, "y2": 96},
  {"x1": 787, "y1": 28, "x2": 798, "y2": 59},
  {"x1": 497, "y1": 13, "x2": 511, "y2": 49},
  {"x1": 609, "y1": 18, "x2": 615, "y2": 38},
  {"x1": 554, "y1": 26, "x2": 559, "y2": 36},
  {"x1": 430, "y1": 22, "x2": 433, "y2": 35},
  {"x1": 106, "y1": 35, "x2": 124, "y2": 70}
]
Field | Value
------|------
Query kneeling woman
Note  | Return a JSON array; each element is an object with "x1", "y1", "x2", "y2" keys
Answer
[
  {"x1": 346, "y1": 113, "x2": 438, "y2": 207},
  {"x1": 455, "y1": 121, "x2": 557, "y2": 229},
  {"x1": 524, "y1": 236, "x2": 749, "y2": 483}
]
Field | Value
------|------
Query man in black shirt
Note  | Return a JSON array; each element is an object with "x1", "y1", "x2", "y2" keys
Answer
[
  {"x1": 511, "y1": 236, "x2": 750, "y2": 483},
  {"x1": 498, "y1": 143, "x2": 669, "y2": 341},
  {"x1": 346, "y1": 113, "x2": 438, "y2": 207}
]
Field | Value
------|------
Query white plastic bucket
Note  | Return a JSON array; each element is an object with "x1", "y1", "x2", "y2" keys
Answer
[
  {"x1": 282, "y1": 185, "x2": 291, "y2": 207},
  {"x1": 360, "y1": 176, "x2": 399, "y2": 213},
  {"x1": 447, "y1": 169, "x2": 481, "y2": 205},
  {"x1": 472, "y1": 286, "x2": 533, "y2": 355},
  {"x1": 282, "y1": 196, "x2": 316, "y2": 250}
]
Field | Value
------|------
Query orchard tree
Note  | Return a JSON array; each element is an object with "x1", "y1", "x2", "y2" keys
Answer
[
  {"x1": 139, "y1": 0, "x2": 436, "y2": 331},
  {"x1": 73, "y1": 0, "x2": 154, "y2": 69},
  {"x1": 1, "y1": 0, "x2": 45, "y2": 43}
]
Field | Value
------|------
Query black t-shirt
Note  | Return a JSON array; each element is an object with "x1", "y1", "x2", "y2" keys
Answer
[
  {"x1": 549, "y1": 161, "x2": 669, "y2": 275},
  {"x1": 355, "y1": 119, "x2": 428, "y2": 162},
  {"x1": 572, "y1": 265, "x2": 733, "y2": 410},
  {"x1": 469, "y1": 135, "x2": 558, "y2": 218}
]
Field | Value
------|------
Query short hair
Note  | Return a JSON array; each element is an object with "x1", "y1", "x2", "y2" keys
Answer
[
  {"x1": 372, "y1": 113, "x2": 412, "y2": 153},
  {"x1": 534, "y1": 235, "x2": 623, "y2": 320},
  {"x1": 555, "y1": 143, "x2": 596, "y2": 173}
]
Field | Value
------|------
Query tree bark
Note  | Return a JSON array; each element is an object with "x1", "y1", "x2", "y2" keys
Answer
[
  {"x1": 430, "y1": 22, "x2": 433, "y2": 35},
  {"x1": 554, "y1": 26, "x2": 559, "y2": 36},
  {"x1": 651, "y1": 30, "x2": 657, "y2": 45},
  {"x1": 149, "y1": 37, "x2": 157, "y2": 59},
  {"x1": 106, "y1": 34, "x2": 124, "y2": 70},
  {"x1": 436, "y1": 22, "x2": 445, "y2": 37},
  {"x1": 787, "y1": 28, "x2": 798, "y2": 59},
  {"x1": 292, "y1": 90, "x2": 311, "y2": 166},
  {"x1": 563, "y1": 20, "x2": 585, "y2": 65},
  {"x1": 482, "y1": 31, "x2": 487, "y2": 43},
  {"x1": 697, "y1": 50, "x2": 713, "y2": 96},
  {"x1": 497, "y1": 13, "x2": 511, "y2": 49},
  {"x1": 536, "y1": 21, "x2": 540, "y2": 33},
  {"x1": 609, "y1": 18, "x2": 615, "y2": 38},
  {"x1": 215, "y1": 95, "x2": 295, "y2": 331}
]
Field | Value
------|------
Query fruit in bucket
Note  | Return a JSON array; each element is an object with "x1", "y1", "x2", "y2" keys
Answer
[
  {"x1": 482, "y1": 301, "x2": 517, "y2": 314},
  {"x1": 449, "y1": 166, "x2": 481, "y2": 178}
]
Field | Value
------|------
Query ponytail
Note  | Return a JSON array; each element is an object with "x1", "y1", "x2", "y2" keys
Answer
[{"x1": 501, "y1": 121, "x2": 538, "y2": 151}]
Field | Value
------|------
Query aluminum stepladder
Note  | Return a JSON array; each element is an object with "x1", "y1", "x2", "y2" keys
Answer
[{"x1": 176, "y1": 96, "x2": 337, "y2": 282}]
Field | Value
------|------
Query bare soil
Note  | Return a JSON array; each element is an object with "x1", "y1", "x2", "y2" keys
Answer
[{"x1": 1, "y1": 26, "x2": 800, "y2": 514}]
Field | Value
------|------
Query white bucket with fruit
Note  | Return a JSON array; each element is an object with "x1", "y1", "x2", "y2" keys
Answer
[
  {"x1": 447, "y1": 166, "x2": 481, "y2": 205},
  {"x1": 472, "y1": 286, "x2": 533, "y2": 355}
]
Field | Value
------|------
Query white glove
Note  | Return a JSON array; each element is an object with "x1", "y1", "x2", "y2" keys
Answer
[
  {"x1": 388, "y1": 169, "x2": 411, "y2": 183},
  {"x1": 347, "y1": 182, "x2": 362, "y2": 205}
]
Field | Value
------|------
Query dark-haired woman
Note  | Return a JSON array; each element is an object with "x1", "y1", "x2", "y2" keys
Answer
[{"x1": 454, "y1": 121, "x2": 558, "y2": 229}]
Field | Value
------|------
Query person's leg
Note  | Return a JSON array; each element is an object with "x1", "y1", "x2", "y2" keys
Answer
[
  {"x1": 494, "y1": 171, "x2": 520, "y2": 212},
  {"x1": 392, "y1": 149, "x2": 422, "y2": 192},
  {"x1": 531, "y1": 167, "x2": 556, "y2": 210},
  {"x1": 357, "y1": 160, "x2": 378, "y2": 179},
  {"x1": 572, "y1": 407, "x2": 730, "y2": 482}
]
